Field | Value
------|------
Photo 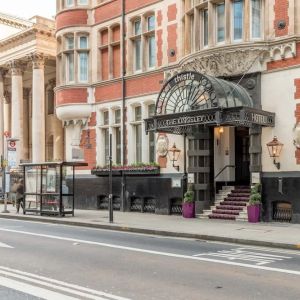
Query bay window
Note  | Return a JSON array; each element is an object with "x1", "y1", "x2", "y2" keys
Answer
[
  {"x1": 216, "y1": 3, "x2": 225, "y2": 43},
  {"x1": 251, "y1": 0, "x2": 261, "y2": 39}
]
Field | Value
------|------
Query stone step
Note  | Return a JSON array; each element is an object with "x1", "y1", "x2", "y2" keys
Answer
[
  {"x1": 216, "y1": 205, "x2": 245, "y2": 210},
  {"x1": 224, "y1": 197, "x2": 249, "y2": 201},
  {"x1": 220, "y1": 201, "x2": 247, "y2": 206},
  {"x1": 208, "y1": 213, "x2": 236, "y2": 220},
  {"x1": 212, "y1": 209, "x2": 240, "y2": 215},
  {"x1": 228, "y1": 193, "x2": 250, "y2": 197}
]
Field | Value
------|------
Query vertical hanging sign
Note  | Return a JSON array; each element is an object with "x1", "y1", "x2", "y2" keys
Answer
[{"x1": 7, "y1": 141, "x2": 17, "y2": 168}]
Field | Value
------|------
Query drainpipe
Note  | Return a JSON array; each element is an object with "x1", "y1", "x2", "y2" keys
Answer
[{"x1": 121, "y1": 0, "x2": 126, "y2": 211}]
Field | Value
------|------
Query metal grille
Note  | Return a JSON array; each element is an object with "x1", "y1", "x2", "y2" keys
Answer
[
  {"x1": 143, "y1": 198, "x2": 156, "y2": 213},
  {"x1": 273, "y1": 202, "x2": 292, "y2": 222},
  {"x1": 170, "y1": 198, "x2": 182, "y2": 215},
  {"x1": 97, "y1": 195, "x2": 121, "y2": 211},
  {"x1": 130, "y1": 197, "x2": 142, "y2": 212}
]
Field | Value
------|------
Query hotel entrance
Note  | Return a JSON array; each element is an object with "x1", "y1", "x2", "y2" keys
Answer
[{"x1": 145, "y1": 71, "x2": 275, "y2": 215}]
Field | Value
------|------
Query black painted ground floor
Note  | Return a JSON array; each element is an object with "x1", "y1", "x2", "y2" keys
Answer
[{"x1": 70, "y1": 172, "x2": 300, "y2": 223}]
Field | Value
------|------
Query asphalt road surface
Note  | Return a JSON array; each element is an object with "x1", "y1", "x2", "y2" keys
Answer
[{"x1": 0, "y1": 218, "x2": 299, "y2": 300}]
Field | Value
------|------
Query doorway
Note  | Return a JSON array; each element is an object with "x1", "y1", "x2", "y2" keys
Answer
[{"x1": 235, "y1": 127, "x2": 250, "y2": 185}]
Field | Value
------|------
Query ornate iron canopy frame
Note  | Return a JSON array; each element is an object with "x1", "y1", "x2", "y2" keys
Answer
[
  {"x1": 145, "y1": 71, "x2": 275, "y2": 135},
  {"x1": 145, "y1": 106, "x2": 275, "y2": 135}
]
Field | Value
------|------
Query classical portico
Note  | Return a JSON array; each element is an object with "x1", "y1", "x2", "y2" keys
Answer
[{"x1": 0, "y1": 13, "x2": 64, "y2": 165}]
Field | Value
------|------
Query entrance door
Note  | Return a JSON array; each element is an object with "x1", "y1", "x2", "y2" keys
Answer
[{"x1": 235, "y1": 128, "x2": 250, "y2": 185}]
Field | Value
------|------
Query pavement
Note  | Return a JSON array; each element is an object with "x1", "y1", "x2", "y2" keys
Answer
[{"x1": 0, "y1": 203, "x2": 300, "y2": 251}]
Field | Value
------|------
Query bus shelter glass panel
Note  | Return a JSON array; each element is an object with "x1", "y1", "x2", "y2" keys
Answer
[
  {"x1": 62, "y1": 165, "x2": 74, "y2": 213},
  {"x1": 24, "y1": 166, "x2": 42, "y2": 212},
  {"x1": 41, "y1": 165, "x2": 61, "y2": 213}
]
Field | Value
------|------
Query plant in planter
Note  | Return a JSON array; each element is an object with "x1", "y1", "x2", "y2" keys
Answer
[
  {"x1": 247, "y1": 184, "x2": 262, "y2": 223},
  {"x1": 182, "y1": 184, "x2": 195, "y2": 218}
]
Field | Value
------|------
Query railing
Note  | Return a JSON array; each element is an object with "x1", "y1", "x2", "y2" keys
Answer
[{"x1": 214, "y1": 165, "x2": 236, "y2": 197}]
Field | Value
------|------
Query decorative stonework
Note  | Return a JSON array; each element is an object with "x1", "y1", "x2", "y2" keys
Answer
[
  {"x1": 27, "y1": 52, "x2": 45, "y2": 69},
  {"x1": 7, "y1": 60, "x2": 23, "y2": 76},
  {"x1": 269, "y1": 42, "x2": 296, "y2": 61},
  {"x1": 165, "y1": 47, "x2": 267, "y2": 79}
]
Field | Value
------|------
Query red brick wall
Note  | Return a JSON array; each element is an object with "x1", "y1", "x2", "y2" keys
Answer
[
  {"x1": 88, "y1": 112, "x2": 97, "y2": 127},
  {"x1": 167, "y1": 24, "x2": 177, "y2": 63},
  {"x1": 56, "y1": 10, "x2": 88, "y2": 31},
  {"x1": 113, "y1": 45, "x2": 121, "y2": 78},
  {"x1": 126, "y1": 72, "x2": 164, "y2": 97},
  {"x1": 267, "y1": 43, "x2": 300, "y2": 71},
  {"x1": 95, "y1": 81, "x2": 122, "y2": 102},
  {"x1": 56, "y1": 88, "x2": 88, "y2": 106},
  {"x1": 95, "y1": 72, "x2": 163, "y2": 102},
  {"x1": 125, "y1": 0, "x2": 161, "y2": 13},
  {"x1": 79, "y1": 129, "x2": 96, "y2": 170},
  {"x1": 95, "y1": 0, "x2": 122, "y2": 24},
  {"x1": 101, "y1": 48, "x2": 109, "y2": 80},
  {"x1": 295, "y1": 103, "x2": 300, "y2": 164},
  {"x1": 274, "y1": 0, "x2": 289, "y2": 37},
  {"x1": 167, "y1": 3, "x2": 177, "y2": 22},
  {"x1": 157, "y1": 29, "x2": 163, "y2": 67},
  {"x1": 294, "y1": 79, "x2": 300, "y2": 99}
]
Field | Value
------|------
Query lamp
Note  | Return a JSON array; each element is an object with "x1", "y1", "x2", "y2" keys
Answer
[
  {"x1": 168, "y1": 143, "x2": 181, "y2": 171},
  {"x1": 266, "y1": 136, "x2": 283, "y2": 170},
  {"x1": 219, "y1": 127, "x2": 224, "y2": 134}
]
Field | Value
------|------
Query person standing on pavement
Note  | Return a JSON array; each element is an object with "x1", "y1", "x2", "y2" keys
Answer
[{"x1": 15, "y1": 178, "x2": 24, "y2": 214}]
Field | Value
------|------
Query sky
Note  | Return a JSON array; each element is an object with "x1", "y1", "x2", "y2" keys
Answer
[{"x1": 0, "y1": 0, "x2": 56, "y2": 39}]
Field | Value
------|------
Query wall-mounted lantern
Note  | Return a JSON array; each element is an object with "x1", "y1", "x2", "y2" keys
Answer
[
  {"x1": 266, "y1": 136, "x2": 283, "y2": 170},
  {"x1": 168, "y1": 143, "x2": 181, "y2": 171}
]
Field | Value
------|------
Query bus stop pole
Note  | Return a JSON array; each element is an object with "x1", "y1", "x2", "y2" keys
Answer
[{"x1": 109, "y1": 133, "x2": 113, "y2": 223}]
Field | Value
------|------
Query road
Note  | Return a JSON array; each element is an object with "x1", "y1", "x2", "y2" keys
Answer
[{"x1": 0, "y1": 218, "x2": 299, "y2": 300}]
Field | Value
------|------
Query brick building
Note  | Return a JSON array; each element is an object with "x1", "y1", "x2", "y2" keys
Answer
[{"x1": 54, "y1": 0, "x2": 300, "y2": 222}]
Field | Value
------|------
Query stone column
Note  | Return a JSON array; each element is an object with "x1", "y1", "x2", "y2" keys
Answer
[
  {"x1": 0, "y1": 69, "x2": 6, "y2": 157},
  {"x1": 9, "y1": 61, "x2": 24, "y2": 164},
  {"x1": 22, "y1": 88, "x2": 30, "y2": 160},
  {"x1": 30, "y1": 53, "x2": 45, "y2": 163}
]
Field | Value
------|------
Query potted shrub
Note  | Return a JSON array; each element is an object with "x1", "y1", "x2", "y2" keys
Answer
[
  {"x1": 182, "y1": 184, "x2": 195, "y2": 218},
  {"x1": 247, "y1": 184, "x2": 262, "y2": 223}
]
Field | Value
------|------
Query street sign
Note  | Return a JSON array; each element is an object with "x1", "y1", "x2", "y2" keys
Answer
[
  {"x1": 9, "y1": 141, "x2": 16, "y2": 148},
  {"x1": 7, "y1": 149, "x2": 17, "y2": 167}
]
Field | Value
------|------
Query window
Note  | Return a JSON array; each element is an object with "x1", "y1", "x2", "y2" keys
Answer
[
  {"x1": 66, "y1": 53, "x2": 74, "y2": 82},
  {"x1": 251, "y1": 0, "x2": 261, "y2": 38},
  {"x1": 115, "y1": 109, "x2": 121, "y2": 124},
  {"x1": 147, "y1": 15, "x2": 155, "y2": 31},
  {"x1": 79, "y1": 36, "x2": 88, "y2": 49},
  {"x1": 78, "y1": 0, "x2": 88, "y2": 5},
  {"x1": 103, "y1": 111, "x2": 109, "y2": 125},
  {"x1": 135, "y1": 124, "x2": 142, "y2": 163},
  {"x1": 148, "y1": 35, "x2": 156, "y2": 68},
  {"x1": 104, "y1": 128, "x2": 109, "y2": 163},
  {"x1": 66, "y1": 36, "x2": 74, "y2": 50},
  {"x1": 233, "y1": 0, "x2": 243, "y2": 40},
  {"x1": 78, "y1": 36, "x2": 88, "y2": 82},
  {"x1": 203, "y1": 9, "x2": 208, "y2": 47},
  {"x1": 148, "y1": 104, "x2": 155, "y2": 162},
  {"x1": 216, "y1": 3, "x2": 225, "y2": 43},
  {"x1": 115, "y1": 127, "x2": 121, "y2": 164},
  {"x1": 66, "y1": 0, "x2": 74, "y2": 7},
  {"x1": 190, "y1": 14, "x2": 195, "y2": 52},
  {"x1": 79, "y1": 52, "x2": 88, "y2": 82},
  {"x1": 135, "y1": 106, "x2": 142, "y2": 121},
  {"x1": 134, "y1": 20, "x2": 141, "y2": 35},
  {"x1": 134, "y1": 39, "x2": 142, "y2": 71}
]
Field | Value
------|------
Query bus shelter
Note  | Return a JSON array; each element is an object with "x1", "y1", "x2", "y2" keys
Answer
[{"x1": 21, "y1": 162, "x2": 87, "y2": 216}]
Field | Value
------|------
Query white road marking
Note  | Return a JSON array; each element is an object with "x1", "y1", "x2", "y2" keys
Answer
[
  {"x1": 0, "y1": 242, "x2": 13, "y2": 248},
  {"x1": 0, "y1": 276, "x2": 79, "y2": 300},
  {"x1": 0, "y1": 266, "x2": 130, "y2": 300},
  {"x1": 193, "y1": 249, "x2": 291, "y2": 266},
  {"x1": 0, "y1": 228, "x2": 300, "y2": 276}
]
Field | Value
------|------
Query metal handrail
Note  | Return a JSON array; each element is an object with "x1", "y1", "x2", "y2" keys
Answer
[
  {"x1": 214, "y1": 165, "x2": 235, "y2": 180},
  {"x1": 214, "y1": 165, "x2": 236, "y2": 200}
]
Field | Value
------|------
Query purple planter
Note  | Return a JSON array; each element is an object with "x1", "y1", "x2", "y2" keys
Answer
[
  {"x1": 247, "y1": 204, "x2": 261, "y2": 223},
  {"x1": 182, "y1": 202, "x2": 195, "y2": 218}
]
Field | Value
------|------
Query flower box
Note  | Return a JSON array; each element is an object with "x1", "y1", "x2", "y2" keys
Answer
[{"x1": 92, "y1": 165, "x2": 160, "y2": 176}]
